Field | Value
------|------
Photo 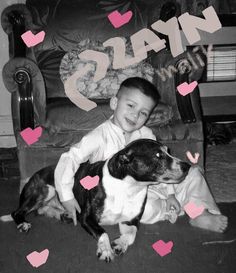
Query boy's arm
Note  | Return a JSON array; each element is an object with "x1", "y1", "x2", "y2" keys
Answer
[
  {"x1": 54, "y1": 155, "x2": 77, "y2": 202},
  {"x1": 55, "y1": 131, "x2": 103, "y2": 202}
]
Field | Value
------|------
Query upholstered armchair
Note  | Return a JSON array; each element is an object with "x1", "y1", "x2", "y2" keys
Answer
[{"x1": 1, "y1": 0, "x2": 204, "y2": 190}]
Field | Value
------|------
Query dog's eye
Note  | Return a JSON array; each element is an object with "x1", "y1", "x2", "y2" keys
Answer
[{"x1": 156, "y1": 153, "x2": 160, "y2": 158}]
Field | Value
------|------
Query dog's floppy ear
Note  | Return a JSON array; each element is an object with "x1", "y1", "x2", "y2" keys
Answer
[{"x1": 119, "y1": 150, "x2": 134, "y2": 164}]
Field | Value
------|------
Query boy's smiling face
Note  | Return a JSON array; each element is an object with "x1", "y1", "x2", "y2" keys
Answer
[{"x1": 110, "y1": 87, "x2": 156, "y2": 134}]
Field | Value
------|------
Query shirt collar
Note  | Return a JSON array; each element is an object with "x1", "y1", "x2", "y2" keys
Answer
[{"x1": 108, "y1": 115, "x2": 126, "y2": 137}]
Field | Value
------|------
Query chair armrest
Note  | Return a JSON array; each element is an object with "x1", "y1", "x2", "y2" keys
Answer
[
  {"x1": 1, "y1": 4, "x2": 33, "y2": 58},
  {"x1": 2, "y1": 57, "x2": 46, "y2": 131},
  {"x1": 174, "y1": 58, "x2": 203, "y2": 123}
]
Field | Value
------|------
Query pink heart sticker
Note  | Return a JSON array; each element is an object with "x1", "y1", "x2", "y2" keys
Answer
[
  {"x1": 80, "y1": 175, "x2": 99, "y2": 190},
  {"x1": 177, "y1": 81, "x2": 198, "y2": 96},
  {"x1": 21, "y1": 30, "x2": 45, "y2": 47},
  {"x1": 26, "y1": 249, "x2": 49, "y2": 268},
  {"x1": 20, "y1": 127, "x2": 43, "y2": 145},
  {"x1": 184, "y1": 201, "x2": 205, "y2": 219},
  {"x1": 108, "y1": 10, "x2": 133, "y2": 28},
  {"x1": 186, "y1": 151, "x2": 200, "y2": 164},
  {"x1": 152, "y1": 240, "x2": 173, "y2": 257}
]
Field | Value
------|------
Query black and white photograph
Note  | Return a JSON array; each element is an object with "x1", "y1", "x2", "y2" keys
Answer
[{"x1": 0, "y1": 1, "x2": 236, "y2": 272}]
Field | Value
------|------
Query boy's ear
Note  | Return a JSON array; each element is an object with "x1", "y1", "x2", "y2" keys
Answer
[{"x1": 110, "y1": 96, "x2": 118, "y2": 110}]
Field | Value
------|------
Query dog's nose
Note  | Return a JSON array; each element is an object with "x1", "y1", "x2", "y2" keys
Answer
[{"x1": 180, "y1": 162, "x2": 191, "y2": 173}]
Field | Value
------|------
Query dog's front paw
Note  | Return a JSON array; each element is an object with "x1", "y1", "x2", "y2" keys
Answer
[
  {"x1": 17, "y1": 222, "x2": 31, "y2": 232},
  {"x1": 97, "y1": 233, "x2": 114, "y2": 262},
  {"x1": 111, "y1": 237, "x2": 129, "y2": 256}
]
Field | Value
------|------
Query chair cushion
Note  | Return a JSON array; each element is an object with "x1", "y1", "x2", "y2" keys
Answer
[
  {"x1": 17, "y1": 103, "x2": 200, "y2": 152},
  {"x1": 43, "y1": 98, "x2": 113, "y2": 133},
  {"x1": 42, "y1": 99, "x2": 173, "y2": 134},
  {"x1": 151, "y1": 119, "x2": 203, "y2": 142}
]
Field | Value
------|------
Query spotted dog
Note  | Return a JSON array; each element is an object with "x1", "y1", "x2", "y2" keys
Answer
[{"x1": 0, "y1": 139, "x2": 190, "y2": 262}]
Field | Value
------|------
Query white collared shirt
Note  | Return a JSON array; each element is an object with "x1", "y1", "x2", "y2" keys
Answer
[{"x1": 55, "y1": 118, "x2": 174, "y2": 202}]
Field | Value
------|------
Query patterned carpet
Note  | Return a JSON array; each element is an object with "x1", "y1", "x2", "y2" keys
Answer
[{"x1": 206, "y1": 142, "x2": 236, "y2": 203}]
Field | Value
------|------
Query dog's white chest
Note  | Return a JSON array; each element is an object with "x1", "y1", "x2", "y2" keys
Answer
[{"x1": 99, "y1": 171, "x2": 147, "y2": 225}]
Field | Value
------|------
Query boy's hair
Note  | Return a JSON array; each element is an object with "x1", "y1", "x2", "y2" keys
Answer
[{"x1": 116, "y1": 77, "x2": 160, "y2": 106}]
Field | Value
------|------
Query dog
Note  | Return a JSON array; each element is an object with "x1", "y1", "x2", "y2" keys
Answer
[{"x1": 0, "y1": 139, "x2": 190, "y2": 262}]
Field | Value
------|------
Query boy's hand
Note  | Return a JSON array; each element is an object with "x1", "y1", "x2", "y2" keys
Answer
[
  {"x1": 62, "y1": 198, "x2": 81, "y2": 226},
  {"x1": 166, "y1": 194, "x2": 181, "y2": 214}
]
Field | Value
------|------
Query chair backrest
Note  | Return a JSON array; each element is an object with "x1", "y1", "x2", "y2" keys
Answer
[{"x1": 25, "y1": 0, "x2": 156, "y2": 99}]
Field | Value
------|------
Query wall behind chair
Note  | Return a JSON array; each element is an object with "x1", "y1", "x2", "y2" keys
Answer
[{"x1": 0, "y1": 0, "x2": 25, "y2": 147}]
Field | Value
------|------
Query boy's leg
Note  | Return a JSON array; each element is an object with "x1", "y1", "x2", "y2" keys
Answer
[
  {"x1": 174, "y1": 165, "x2": 228, "y2": 232},
  {"x1": 174, "y1": 165, "x2": 220, "y2": 214},
  {"x1": 141, "y1": 166, "x2": 228, "y2": 232},
  {"x1": 141, "y1": 188, "x2": 176, "y2": 224}
]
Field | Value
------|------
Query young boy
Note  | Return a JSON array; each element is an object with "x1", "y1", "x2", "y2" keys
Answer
[{"x1": 55, "y1": 77, "x2": 228, "y2": 232}]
